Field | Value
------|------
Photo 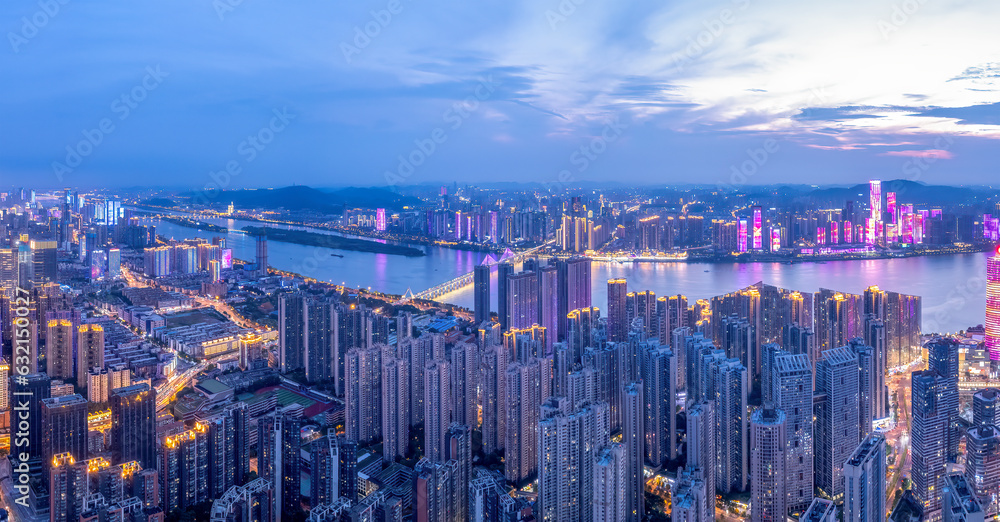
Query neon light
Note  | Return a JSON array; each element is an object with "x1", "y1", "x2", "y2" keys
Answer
[
  {"x1": 752, "y1": 207, "x2": 763, "y2": 250},
  {"x1": 870, "y1": 180, "x2": 882, "y2": 221},
  {"x1": 738, "y1": 219, "x2": 748, "y2": 252},
  {"x1": 375, "y1": 208, "x2": 387, "y2": 231}
]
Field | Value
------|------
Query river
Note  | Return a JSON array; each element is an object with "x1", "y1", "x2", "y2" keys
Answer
[{"x1": 139, "y1": 212, "x2": 990, "y2": 334}]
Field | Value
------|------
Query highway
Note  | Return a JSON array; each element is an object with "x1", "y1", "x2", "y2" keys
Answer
[{"x1": 885, "y1": 365, "x2": 917, "y2": 515}]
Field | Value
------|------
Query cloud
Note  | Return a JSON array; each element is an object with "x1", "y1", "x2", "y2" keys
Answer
[{"x1": 880, "y1": 149, "x2": 955, "y2": 159}]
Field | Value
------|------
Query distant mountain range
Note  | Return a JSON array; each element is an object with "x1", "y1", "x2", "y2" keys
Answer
[
  {"x1": 170, "y1": 186, "x2": 424, "y2": 213},
  {"x1": 804, "y1": 179, "x2": 991, "y2": 206}
]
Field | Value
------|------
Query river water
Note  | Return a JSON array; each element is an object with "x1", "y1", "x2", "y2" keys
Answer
[{"x1": 140, "y1": 212, "x2": 991, "y2": 334}]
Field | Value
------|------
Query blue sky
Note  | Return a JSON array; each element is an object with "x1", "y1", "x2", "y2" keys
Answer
[{"x1": 2, "y1": 0, "x2": 999, "y2": 190}]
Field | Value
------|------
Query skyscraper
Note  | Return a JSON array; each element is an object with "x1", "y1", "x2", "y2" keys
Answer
[
  {"x1": 593, "y1": 444, "x2": 626, "y2": 522},
  {"x1": 928, "y1": 338, "x2": 961, "y2": 462},
  {"x1": 46, "y1": 318, "x2": 74, "y2": 381},
  {"x1": 474, "y1": 262, "x2": 491, "y2": 326},
  {"x1": 381, "y1": 355, "x2": 410, "y2": 462},
  {"x1": 160, "y1": 422, "x2": 210, "y2": 513},
  {"x1": 539, "y1": 265, "x2": 559, "y2": 352},
  {"x1": 771, "y1": 353, "x2": 814, "y2": 512},
  {"x1": 642, "y1": 345, "x2": 677, "y2": 467},
  {"x1": 989, "y1": 247, "x2": 1000, "y2": 362},
  {"x1": 843, "y1": 433, "x2": 886, "y2": 522},
  {"x1": 963, "y1": 424, "x2": 1000, "y2": 515},
  {"x1": 345, "y1": 346, "x2": 381, "y2": 444},
  {"x1": 504, "y1": 361, "x2": 540, "y2": 484},
  {"x1": 497, "y1": 261, "x2": 514, "y2": 331},
  {"x1": 686, "y1": 400, "x2": 715, "y2": 512},
  {"x1": 714, "y1": 358, "x2": 748, "y2": 494},
  {"x1": 255, "y1": 233, "x2": 268, "y2": 277},
  {"x1": 815, "y1": 346, "x2": 860, "y2": 501},
  {"x1": 258, "y1": 408, "x2": 303, "y2": 515},
  {"x1": 310, "y1": 432, "x2": 340, "y2": 507},
  {"x1": 608, "y1": 278, "x2": 628, "y2": 343},
  {"x1": 750, "y1": 404, "x2": 787, "y2": 522},
  {"x1": 424, "y1": 359, "x2": 452, "y2": 462},
  {"x1": 973, "y1": 388, "x2": 1000, "y2": 428},
  {"x1": 623, "y1": 383, "x2": 645, "y2": 522},
  {"x1": 481, "y1": 344, "x2": 507, "y2": 455},
  {"x1": 507, "y1": 270, "x2": 539, "y2": 331},
  {"x1": 110, "y1": 383, "x2": 156, "y2": 469},
  {"x1": 40, "y1": 394, "x2": 89, "y2": 471},
  {"x1": 76, "y1": 323, "x2": 104, "y2": 388},
  {"x1": 912, "y1": 369, "x2": 949, "y2": 516},
  {"x1": 450, "y1": 342, "x2": 478, "y2": 428},
  {"x1": 537, "y1": 398, "x2": 610, "y2": 521},
  {"x1": 445, "y1": 424, "x2": 472, "y2": 521}
]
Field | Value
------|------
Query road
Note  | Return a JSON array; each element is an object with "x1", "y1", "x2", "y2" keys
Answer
[{"x1": 885, "y1": 365, "x2": 917, "y2": 514}]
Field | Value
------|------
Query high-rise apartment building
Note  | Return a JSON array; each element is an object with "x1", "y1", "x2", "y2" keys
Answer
[
  {"x1": 593, "y1": 443, "x2": 626, "y2": 522},
  {"x1": 381, "y1": 355, "x2": 409, "y2": 462},
  {"x1": 750, "y1": 404, "x2": 787, "y2": 522},
  {"x1": 815, "y1": 346, "x2": 860, "y2": 501},
  {"x1": 474, "y1": 262, "x2": 491, "y2": 326},
  {"x1": 928, "y1": 338, "x2": 961, "y2": 462},
  {"x1": 537, "y1": 398, "x2": 610, "y2": 521},
  {"x1": 345, "y1": 346, "x2": 381, "y2": 444},
  {"x1": 423, "y1": 359, "x2": 451, "y2": 462},
  {"x1": 687, "y1": 401, "x2": 716, "y2": 514},
  {"x1": 110, "y1": 383, "x2": 156, "y2": 469},
  {"x1": 608, "y1": 278, "x2": 628, "y2": 343},
  {"x1": 642, "y1": 345, "x2": 676, "y2": 467},
  {"x1": 504, "y1": 361, "x2": 540, "y2": 484},
  {"x1": 912, "y1": 369, "x2": 950, "y2": 516},
  {"x1": 843, "y1": 433, "x2": 886, "y2": 522},
  {"x1": 714, "y1": 358, "x2": 748, "y2": 494},
  {"x1": 623, "y1": 382, "x2": 645, "y2": 522},
  {"x1": 771, "y1": 352, "x2": 814, "y2": 512},
  {"x1": 964, "y1": 424, "x2": 1000, "y2": 515},
  {"x1": 46, "y1": 318, "x2": 74, "y2": 381},
  {"x1": 481, "y1": 344, "x2": 507, "y2": 455},
  {"x1": 76, "y1": 323, "x2": 104, "y2": 388}
]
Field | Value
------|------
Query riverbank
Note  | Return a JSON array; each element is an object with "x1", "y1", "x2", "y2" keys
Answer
[
  {"x1": 242, "y1": 226, "x2": 426, "y2": 257},
  {"x1": 158, "y1": 215, "x2": 229, "y2": 233}
]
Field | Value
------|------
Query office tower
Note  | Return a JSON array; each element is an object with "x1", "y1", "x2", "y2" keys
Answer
[
  {"x1": 771, "y1": 353, "x2": 814, "y2": 512},
  {"x1": 943, "y1": 473, "x2": 986, "y2": 522},
  {"x1": 497, "y1": 261, "x2": 514, "y2": 330},
  {"x1": 474, "y1": 263, "x2": 491, "y2": 326},
  {"x1": 160, "y1": 422, "x2": 210, "y2": 513},
  {"x1": 507, "y1": 271, "x2": 539, "y2": 331},
  {"x1": 49, "y1": 453, "x2": 88, "y2": 522},
  {"x1": 451, "y1": 343, "x2": 478, "y2": 428},
  {"x1": 445, "y1": 424, "x2": 472, "y2": 521},
  {"x1": 750, "y1": 404, "x2": 787, "y2": 522},
  {"x1": 642, "y1": 346, "x2": 677, "y2": 466},
  {"x1": 345, "y1": 346, "x2": 381, "y2": 444},
  {"x1": 964, "y1": 424, "x2": 1000, "y2": 514},
  {"x1": 929, "y1": 338, "x2": 961, "y2": 462},
  {"x1": 311, "y1": 432, "x2": 340, "y2": 507},
  {"x1": 505, "y1": 361, "x2": 540, "y2": 483},
  {"x1": 802, "y1": 498, "x2": 838, "y2": 521},
  {"x1": 107, "y1": 248, "x2": 121, "y2": 279},
  {"x1": 815, "y1": 346, "x2": 860, "y2": 500},
  {"x1": 255, "y1": 233, "x2": 268, "y2": 276},
  {"x1": 973, "y1": 388, "x2": 1000, "y2": 428},
  {"x1": 843, "y1": 433, "x2": 886, "y2": 522},
  {"x1": 988, "y1": 248, "x2": 1000, "y2": 362},
  {"x1": 258, "y1": 408, "x2": 303, "y2": 514},
  {"x1": 46, "y1": 318, "x2": 74, "y2": 381},
  {"x1": 537, "y1": 398, "x2": 610, "y2": 521},
  {"x1": 593, "y1": 444, "x2": 626, "y2": 522},
  {"x1": 30, "y1": 239, "x2": 58, "y2": 285},
  {"x1": 40, "y1": 394, "x2": 89, "y2": 470},
  {"x1": 912, "y1": 369, "x2": 949, "y2": 516},
  {"x1": 714, "y1": 358, "x2": 748, "y2": 494},
  {"x1": 849, "y1": 340, "x2": 884, "y2": 440},
  {"x1": 110, "y1": 383, "x2": 156, "y2": 469},
  {"x1": 76, "y1": 323, "x2": 104, "y2": 388},
  {"x1": 424, "y1": 359, "x2": 452, "y2": 462},
  {"x1": 381, "y1": 356, "x2": 409, "y2": 462},
  {"x1": 622, "y1": 383, "x2": 644, "y2": 522},
  {"x1": 686, "y1": 401, "x2": 715, "y2": 512},
  {"x1": 608, "y1": 278, "x2": 628, "y2": 342},
  {"x1": 671, "y1": 467, "x2": 711, "y2": 522}
]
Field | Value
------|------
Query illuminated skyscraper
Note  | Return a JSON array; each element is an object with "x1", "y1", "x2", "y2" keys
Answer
[
  {"x1": 738, "y1": 219, "x2": 748, "y2": 252},
  {"x1": 843, "y1": 433, "x2": 886, "y2": 522},
  {"x1": 752, "y1": 206, "x2": 763, "y2": 250},
  {"x1": 771, "y1": 353, "x2": 814, "y2": 512},
  {"x1": 928, "y1": 338, "x2": 961, "y2": 462},
  {"x1": 46, "y1": 319, "x2": 74, "y2": 381},
  {"x1": 870, "y1": 179, "x2": 882, "y2": 221},
  {"x1": 481, "y1": 344, "x2": 507, "y2": 455},
  {"x1": 255, "y1": 233, "x2": 268, "y2": 277},
  {"x1": 505, "y1": 361, "x2": 540, "y2": 484},
  {"x1": 988, "y1": 247, "x2": 1000, "y2": 362},
  {"x1": 607, "y1": 278, "x2": 628, "y2": 343},
  {"x1": 963, "y1": 424, "x2": 1000, "y2": 514},
  {"x1": 76, "y1": 323, "x2": 104, "y2": 388},
  {"x1": 497, "y1": 261, "x2": 514, "y2": 331},
  {"x1": 623, "y1": 383, "x2": 645, "y2": 522},
  {"x1": 506, "y1": 271, "x2": 539, "y2": 331},
  {"x1": 815, "y1": 346, "x2": 860, "y2": 501},
  {"x1": 714, "y1": 358, "x2": 749, "y2": 494},
  {"x1": 537, "y1": 398, "x2": 610, "y2": 521},
  {"x1": 110, "y1": 383, "x2": 156, "y2": 469},
  {"x1": 642, "y1": 346, "x2": 676, "y2": 467}
]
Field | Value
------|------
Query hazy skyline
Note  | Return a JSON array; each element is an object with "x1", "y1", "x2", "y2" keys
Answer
[{"x1": 3, "y1": 0, "x2": 999, "y2": 190}]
